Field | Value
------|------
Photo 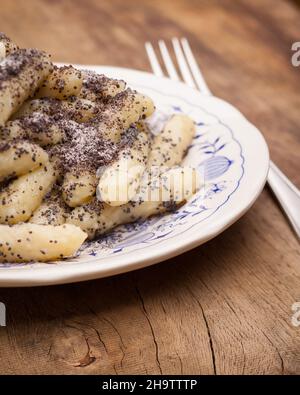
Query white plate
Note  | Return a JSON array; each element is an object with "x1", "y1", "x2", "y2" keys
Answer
[{"x1": 0, "y1": 66, "x2": 269, "y2": 287}]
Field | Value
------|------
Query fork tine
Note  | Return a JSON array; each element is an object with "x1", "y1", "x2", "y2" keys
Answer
[
  {"x1": 145, "y1": 42, "x2": 164, "y2": 78},
  {"x1": 172, "y1": 37, "x2": 196, "y2": 88},
  {"x1": 181, "y1": 38, "x2": 211, "y2": 95},
  {"x1": 158, "y1": 40, "x2": 180, "y2": 81}
]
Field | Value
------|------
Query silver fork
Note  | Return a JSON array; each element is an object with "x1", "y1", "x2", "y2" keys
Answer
[{"x1": 145, "y1": 38, "x2": 300, "y2": 239}]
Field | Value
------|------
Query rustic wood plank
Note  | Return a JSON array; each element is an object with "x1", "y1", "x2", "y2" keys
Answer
[{"x1": 0, "y1": 0, "x2": 299, "y2": 375}]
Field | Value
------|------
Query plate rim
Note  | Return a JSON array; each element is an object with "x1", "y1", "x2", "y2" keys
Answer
[{"x1": 0, "y1": 65, "x2": 270, "y2": 287}]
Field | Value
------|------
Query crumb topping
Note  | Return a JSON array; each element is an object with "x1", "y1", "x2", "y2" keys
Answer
[
  {"x1": 49, "y1": 122, "x2": 138, "y2": 174},
  {"x1": 80, "y1": 70, "x2": 125, "y2": 101},
  {"x1": 0, "y1": 48, "x2": 51, "y2": 88}
]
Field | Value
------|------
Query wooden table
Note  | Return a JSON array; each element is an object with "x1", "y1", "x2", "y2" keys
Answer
[{"x1": 0, "y1": 0, "x2": 299, "y2": 375}]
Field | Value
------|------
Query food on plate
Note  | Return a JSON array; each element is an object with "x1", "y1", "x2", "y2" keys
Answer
[
  {"x1": 0, "y1": 33, "x2": 199, "y2": 263},
  {"x1": 0, "y1": 223, "x2": 87, "y2": 262},
  {"x1": 0, "y1": 47, "x2": 52, "y2": 125}
]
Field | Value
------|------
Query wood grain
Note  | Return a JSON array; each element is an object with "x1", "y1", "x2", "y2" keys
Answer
[{"x1": 0, "y1": 0, "x2": 299, "y2": 375}]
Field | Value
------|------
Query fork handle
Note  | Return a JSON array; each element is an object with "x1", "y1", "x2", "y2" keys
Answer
[{"x1": 267, "y1": 161, "x2": 300, "y2": 238}]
